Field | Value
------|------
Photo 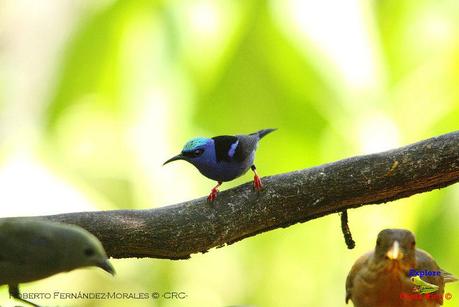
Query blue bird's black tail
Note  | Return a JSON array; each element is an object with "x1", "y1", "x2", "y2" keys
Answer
[{"x1": 256, "y1": 128, "x2": 277, "y2": 139}]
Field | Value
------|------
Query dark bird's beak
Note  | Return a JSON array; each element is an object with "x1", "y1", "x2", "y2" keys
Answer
[
  {"x1": 98, "y1": 259, "x2": 116, "y2": 276},
  {"x1": 386, "y1": 240, "x2": 403, "y2": 260},
  {"x1": 163, "y1": 154, "x2": 184, "y2": 165}
]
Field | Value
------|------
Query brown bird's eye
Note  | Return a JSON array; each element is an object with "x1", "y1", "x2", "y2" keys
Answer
[
  {"x1": 376, "y1": 238, "x2": 381, "y2": 246},
  {"x1": 84, "y1": 248, "x2": 95, "y2": 257},
  {"x1": 193, "y1": 149, "x2": 204, "y2": 157},
  {"x1": 411, "y1": 240, "x2": 416, "y2": 248}
]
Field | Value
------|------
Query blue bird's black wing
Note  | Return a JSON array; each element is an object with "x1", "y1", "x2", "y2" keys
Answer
[
  {"x1": 233, "y1": 129, "x2": 276, "y2": 163},
  {"x1": 212, "y1": 135, "x2": 238, "y2": 162},
  {"x1": 212, "y1": 134, "x2": 258, "y2": 163},
  {"x1": 212, "y1": 129, "x2": 276, "y2": 163},
  {"x1": 233, "y1": 134, "x2": 259, "y2": 163}
]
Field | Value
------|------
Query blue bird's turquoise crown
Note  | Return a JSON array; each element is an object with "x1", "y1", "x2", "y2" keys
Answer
[{"x1": 183, "y1": 137, "x2": 209, "y2": 152}]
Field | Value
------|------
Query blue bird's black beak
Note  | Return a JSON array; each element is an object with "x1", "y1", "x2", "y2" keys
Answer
[{"x1": 163, "y1": 154, "x2": 184, "y2": 165}]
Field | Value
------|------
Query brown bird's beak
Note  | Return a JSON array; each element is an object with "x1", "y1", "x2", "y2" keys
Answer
[
  {"x1": 163, "y1": 154, "x2": 184, "y2": 165},
  {"x1": 98, "y1": 259, "x2": 116, "y2": 276},
  {"x1": 386, "y1": 240, "x2": 403, "y2": 260}
]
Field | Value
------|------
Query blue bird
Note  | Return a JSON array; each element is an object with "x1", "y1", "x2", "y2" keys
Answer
[{"x1": 163, "y1": 129, "x2": 276, "y2": 201}]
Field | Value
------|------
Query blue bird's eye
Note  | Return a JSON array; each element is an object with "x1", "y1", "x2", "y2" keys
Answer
[
  {"x1": 182, "y1": 148, "x2": 204, "y2": 158},
  {"x1": 192, "y1": 149, "x2": 204, "y2": 157}
]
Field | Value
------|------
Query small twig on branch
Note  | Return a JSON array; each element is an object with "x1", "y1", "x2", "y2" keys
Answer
[
  {"x1": 4, "y1": 131, "x2": 459, "y2": 260},
  {"x1": 340, "y1": 210, "x2": 355, "y2": 249}
]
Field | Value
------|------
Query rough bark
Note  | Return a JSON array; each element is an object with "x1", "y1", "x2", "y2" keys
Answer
[{"x1": 6, "y1": 131, "x2": 459, "y2": 259}]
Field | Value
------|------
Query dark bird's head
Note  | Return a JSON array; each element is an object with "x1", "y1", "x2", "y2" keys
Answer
[
  {"x1": 57, "y1": 224, "x2": 115, "y2": 276},
  {"x1": 163, "y1": 137, "x2": 215, "y2": 168},
  {"x1": 374, "y1": 229, "x2": 416, "y2": 270}
]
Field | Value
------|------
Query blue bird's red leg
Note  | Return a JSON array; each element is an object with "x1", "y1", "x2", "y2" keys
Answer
[
  {"x1": 207, "y1": 181, "x2": 222, "y2": 202},
  {"x1": 251, "y1": 165, "x2": 263, "y2": 191}
]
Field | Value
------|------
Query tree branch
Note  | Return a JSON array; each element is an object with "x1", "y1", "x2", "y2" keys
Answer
[{"x1": 7, "y1": 131, "x2": 459, "y2": 259}]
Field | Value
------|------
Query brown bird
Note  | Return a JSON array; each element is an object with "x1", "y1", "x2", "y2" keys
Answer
[{"x1": 346, "y1": 229, "x2": 457, "y2": 307}]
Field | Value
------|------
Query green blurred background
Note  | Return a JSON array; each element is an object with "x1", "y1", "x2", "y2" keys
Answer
[{"x1": 0, "y1": 0, "x2": 458, "y2": 306}]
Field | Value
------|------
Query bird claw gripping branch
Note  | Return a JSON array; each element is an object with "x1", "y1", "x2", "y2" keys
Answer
[
  {"x1": 207, "y1": 182, "x2": 221, "y2": 202},
  {"x1": 253, "y1": 173, "x2": 263, "y2": 191}
]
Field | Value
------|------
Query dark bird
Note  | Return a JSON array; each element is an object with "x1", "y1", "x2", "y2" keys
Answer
[
  {"x1": 164, "y1": 129, "x2": 276, "y2": 201},
  {"x1": 0, "y1": 218, "x2": 115, "y2": 307},
  {"x1": 346, "y1": 229, "x2": 457, "y2": 307}
]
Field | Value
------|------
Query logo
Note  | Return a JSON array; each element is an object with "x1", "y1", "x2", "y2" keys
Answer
[
  {"x1": 400, "y1": 275, "x2": 453, "y2": 301},
  {"x1": 408, "y1": 269, "x2": 441, "y2": 278},
  {"x1": 400, "y1": 292, "x2": 452, "y2": 301},
  {"x1": 410, "y1": 276, "x2": 438, "y2": 294}
]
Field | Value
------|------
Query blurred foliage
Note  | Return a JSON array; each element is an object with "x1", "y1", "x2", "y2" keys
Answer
[{"x1": 1, "y1": 0, "x2": 459, "y2": 306}]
